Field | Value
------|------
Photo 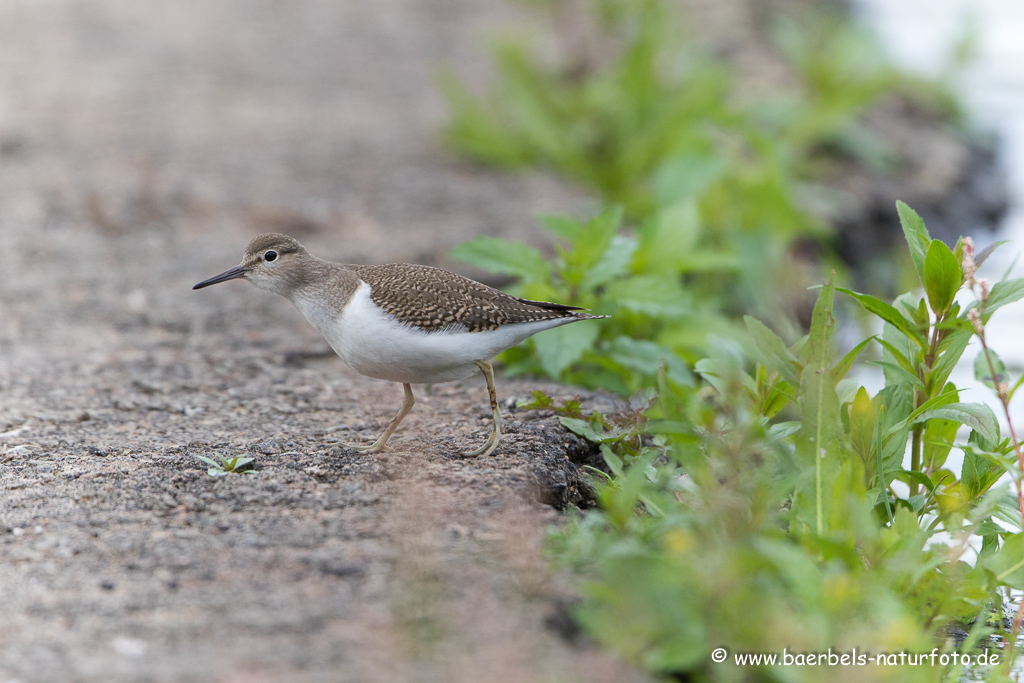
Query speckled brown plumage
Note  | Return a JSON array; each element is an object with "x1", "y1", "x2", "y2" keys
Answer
[{"x1": 353, "y1": 263, "x2": 603, "y2": 333}]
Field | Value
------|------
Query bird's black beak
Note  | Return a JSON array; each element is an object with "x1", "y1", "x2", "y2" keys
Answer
[{"x1": 192, "y1": 266, "x2": 248, "y2": 290}]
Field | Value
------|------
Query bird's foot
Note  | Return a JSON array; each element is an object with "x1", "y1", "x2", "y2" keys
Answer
[
  {"x1": 342, "y1": 439, "x2": 387, "y2": 454},
  {"x1": 462, "y1": 424, "x2": 501, "y2": 458}
]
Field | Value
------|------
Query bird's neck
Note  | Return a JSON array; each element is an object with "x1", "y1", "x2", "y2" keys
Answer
[{"x1": 284, "y1": 259, "x2": 362, "y2": 325}]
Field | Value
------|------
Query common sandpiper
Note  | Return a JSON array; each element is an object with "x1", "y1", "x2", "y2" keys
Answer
[{"x1": 193, "y1": 233, "x2": 606, "y2": 456}]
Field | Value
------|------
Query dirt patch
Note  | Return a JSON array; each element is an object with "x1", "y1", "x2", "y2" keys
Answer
[{"x1": 0, "y1": 340, "x2": 629, "y2": 681}]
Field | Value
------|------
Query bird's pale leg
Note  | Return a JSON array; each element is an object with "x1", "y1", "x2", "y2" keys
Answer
[
  {"x1": 346, "y1": 383, "x2": 415, "y2": 453},
  {"x1": 464, "y1": 360, "x2": 502, "y2": 457}
]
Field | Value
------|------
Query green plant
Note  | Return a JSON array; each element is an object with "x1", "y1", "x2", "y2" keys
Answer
[
  {"x1": 441, "y1": 0, "x2": 958, "y2": 341},
  {"x1": 194, "y1": 452, "x2": 257, "y2": 477},
  {"x1": 438, "y1": 0, "x2": 733, "y2": 213},
  {"x1": 538, "y1": 203, "x2": 1024, "y2": 681},
  {"x1": 441, "y1": 0, "x2": 828, "y2": 332},
  {"x1": 452, "y1": 205, "x2": 712, "y2": 393},
  {"x1": 443, "y1": 3, "x2": 969, "y2": 386},
  {"x1": 439, "y1": 0, "x2": 927, "y2": 212}
]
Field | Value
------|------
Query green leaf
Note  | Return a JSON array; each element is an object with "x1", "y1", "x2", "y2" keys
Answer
[
  {"x1": 835, "y1": 377, "x2": 860, "y2": 406},
  {"x1": 921, "y1": 384, "x2": 960, "y2": 471},
  {"x1": 755, "y1": 367, "x2": 796, "y2": 418},
  {"x1": 830, "y1": 336, "x2": 874, "y2": 384},
  {"x1": 448, "y1": 237, "x2": 550, "y2": 282},
  {"x1": 693, "y1": 337, "x2": 755, "y2": 396},
  {"x1": 194, "y1": 455, "x2": 221, "y2": 468},
  {"x1": 983, "y1": 277, "x2": 1024, "y2": 319},
  {"x1": 489, "y1": 42, "x2": 579, "y2": 167},
  {"x1": 962, "y1": 439, "x2": 1003, "y2": 500},
  {"x1": 928, "y1": 328, "x2": 972, "y2": 391},
  {"x1": 652, "y1": 154, "x2": 727, "y2": 204},
  {"x1": 693, "y1": 357, "x2": 756, "y2": 397},
  {"x1": 875, "y1": 385, "x2": 913, "y2": 487},
  {"x1": 604, "y1": 337, "x2": 694, "y2": 386},
  {"x1": 770, "y1": 421, "x2": 801, "y2": 439},
  {"x1": 913, "y1": 403, "x2": 999, "y2": 445},
  {"x1": 975, "y1": 240, "x2": 1008, "y2": 269},
  {"x1": 604, "y1": 274, "x2": 691, "y2": 317},
  {"x1": 580, "y1": 234, "x2": 638, "y2": 291},
  {"x1": 599, "y1": 444, "x2": 624, "y2": 478},
  {"x1": 848, "y1": 386, "x2": 874, "y2": 463},
  {"x1": 574, "y1": 551, "x2": 707, "y2": 670},
  {"x1": 867, "y1": 361, "x2": 924, "y2": 391},
  {"x1": 516, "y1": 390, "x2": 554, "y2": 411},
  {"x1": 895, "y1": 470, "x2": 937, "y2": 495},
  {"x1": 896, "y1": 201, "x2": 930, "y2": 287},
  {"x1": 912, "y1": 296, "x2": 929, "y2": 327},
  {"x1": 796, "y1": 281, "x2": 841, "y2": 536},
  {"x1": 560, "y1": 417, "x2": 608, "y2": 443},
  {"x1": 545, "y1": 208, "x2": 623, "y2": 281},
  {"x1": 538, "y1": 214, "x2": 588, "y2": 242},
  {"x1": 532, "y1": 321, "x2": 600, "y2": 378},
  {"x1": 994, "y1": 495, "x2": 1024, "y2": 533},
  {"x1": 836, "y1": 287, "x2": 927, "y2": 349},
  {"x1": 743, "y1": 316, "x2": 799, "y2": 385},
  {"x1": 981, "y1": 531, "x2": 1000, "y2": 558},
  {"x1": 597, "y1": 454, "x2": 659, "y2": 529},
  {"x1": 985, "y1": 533, "x2": 1024, "y2": 589},
  {"x1": 974, "y1": 349, "x2": 1009, "y2": 393},
  {"x1": 878, "y1": 320, "x2": 919, "y2": 389},
  {"x1": 676, "y1": 250, "x2": 741, "y2": 274},
  {"x1": 635, "y1": 200, "x2": 700, "y2": 275},
  {"x1": 873, "y1": 337, "x2": 916, "y2": 377},
  {"x1": 1010, "y1": 373, "x2": 1024, "y2": 402},
  {"x1": 903, "y1": 384, "x2": 963, "y2": 425},
  {"x1": 923, "y1": 239, "x2": 963, "y2": 315}
]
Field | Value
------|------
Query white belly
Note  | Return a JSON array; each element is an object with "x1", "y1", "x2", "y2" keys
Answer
[{"x1": 293, "y1": 282, "x2": 576, "y2": 384}]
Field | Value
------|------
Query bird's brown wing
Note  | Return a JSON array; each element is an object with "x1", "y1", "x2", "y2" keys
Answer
[{"x1": 353, "y1": 263, "x2": 588, "y2": 332}]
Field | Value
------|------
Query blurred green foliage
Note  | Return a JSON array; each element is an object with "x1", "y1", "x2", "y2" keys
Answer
[
  {"x1": 444, "y1": 0, "x2": 956, "y2": 381},
  {"x1": 439, "y1": 0, "x2": 944, "y2": 212}
]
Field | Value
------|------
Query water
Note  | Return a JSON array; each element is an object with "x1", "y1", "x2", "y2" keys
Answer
[
  {"x1": 853, "y1": 0, "x2": 1024, "y2": 431},
  {"x1": 855, "y1": 0, "x2": 1024, "y2": 180}
]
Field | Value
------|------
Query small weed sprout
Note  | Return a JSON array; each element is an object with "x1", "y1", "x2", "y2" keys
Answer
[{"x1": 194, "y1": 452, "x2": 257, "y2": 477}]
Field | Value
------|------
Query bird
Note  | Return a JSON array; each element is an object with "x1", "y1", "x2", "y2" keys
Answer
[{"x1": 192, "y1": 233, "x2": 607, "y2": 456}]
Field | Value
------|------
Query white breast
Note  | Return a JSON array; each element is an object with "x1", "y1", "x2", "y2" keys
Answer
[{"x1": 293, "y1": 282, "x2": 576, "y2": 384}]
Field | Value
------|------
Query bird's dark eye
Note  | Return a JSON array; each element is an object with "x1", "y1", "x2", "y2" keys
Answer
[{"x1": 264, "y1": 250, "x2": 278, "y2": 262}]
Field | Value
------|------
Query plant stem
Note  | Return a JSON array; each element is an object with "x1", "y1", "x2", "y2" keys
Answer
[
  {"x1": 910, "y1": 427, "x2": 922, "y2": 497},
  {"x1": 973, "y1": 302, "x2": 1024, "y2": 662},
  {"x1": 911, "y1": 318, "x2": 941, "y2": 497},
  {"x1": 815, "y1": 367, "x2": 826, "y2": 537}
]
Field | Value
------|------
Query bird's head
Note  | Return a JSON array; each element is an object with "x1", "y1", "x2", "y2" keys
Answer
[{"x1": 193, "y1": 233, "x2": 309, "y2": 296}]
